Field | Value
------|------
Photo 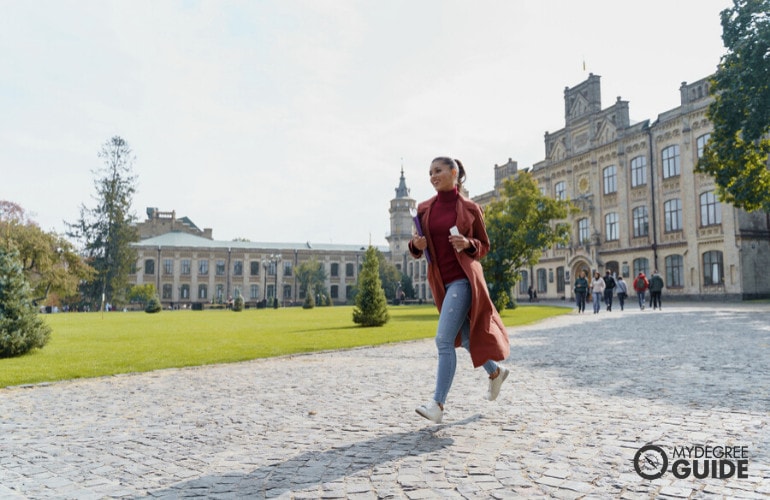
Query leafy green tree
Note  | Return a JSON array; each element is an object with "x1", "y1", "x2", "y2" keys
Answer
[
  {"x1": 697, "y1": 0, "x2": 770, "y2": 212},
  {"x1": 376, "y1": 249, "x2": 402, "y2": 301},
  {"x1": 296, "y1": 259, "x2": 328, "y2": 307},
  {"x1": 483, "y1": 171, "x2": 575, "y2": 310},
  {"x1": 128, "y1": 283, "x2": 156, "y2": 307},
  {"x1": 352, "y1": 246, "x2": 389, "y2": 326},
  {"x1": 0, "y1": 248, "x2": 52, "y2": 358},
  {"x1": 1, "y1": 201, "x2": 94, "y2": 305},
  {"x1": 66, "y1": 137, "x2": 139, "y2": 308}
]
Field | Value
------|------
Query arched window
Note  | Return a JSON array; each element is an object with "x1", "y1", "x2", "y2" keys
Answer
[
  {"x1": 700, "y1": 191, "x2": 722, "y2": 226},
  {"x1": 578, "y1": 218, "x2": 590, "y2": 244},
  {"x1": 665, "y1": 255, "x2": 684, "y2": 288},
  {"x1": 630, "y1": 156, "x2": 647, "y2": 187},
  {"x1": 662, "y1": 145, "x2": 680, "y2": 178},
  {"x1": 554, "y1": 181, "x2": 566, "y2": 200},
  {"x1": 605, "y1": 213, "x2": 619, "y2": 241},
  {"x1": 632, "y1": 206, "x2": 649, "y2": 237},
  {"x1": 603, "y1": 165, "x2": 617, "y2": 194},
  {"x1": 664, "y1": 199, "x2": 682, "y2": 232},
  {"x1": 696, "y1": 133, "x2": 711, "y2": 158},
  {"x1": 633, "y1": 258, "x2": 649, "y2": 277},
  {"x1": 519, "y1": 270, "x2": 529, "y2": 295},
  {"x1": 703, "y1": 251, "x2": 724, "y2": 286}
]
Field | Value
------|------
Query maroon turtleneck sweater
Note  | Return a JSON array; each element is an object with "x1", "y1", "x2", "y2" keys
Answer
[{"x1": 429, "y1": 187, "x2": 466, "y2": 285}]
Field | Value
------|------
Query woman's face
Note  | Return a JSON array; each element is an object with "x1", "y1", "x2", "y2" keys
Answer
[{"x1": 429, "y1": 160, "x2": 456, "y2": 192}]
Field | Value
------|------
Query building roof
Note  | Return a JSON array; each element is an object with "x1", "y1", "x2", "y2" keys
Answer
[{"x1": 132, "y1": 231, "x2": 388, "y2": 253}]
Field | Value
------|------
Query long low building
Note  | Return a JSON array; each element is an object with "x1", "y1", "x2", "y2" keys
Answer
[{"x1": 130, "y1": 217, "x2": 379, "y2": 307}]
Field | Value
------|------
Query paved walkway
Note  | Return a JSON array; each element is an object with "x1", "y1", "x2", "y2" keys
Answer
[{"x1": 1, "y1": 303, "x2": 768, "y2": 499}]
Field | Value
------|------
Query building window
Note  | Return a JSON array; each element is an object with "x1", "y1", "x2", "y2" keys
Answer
[
  {"x1": 181, "y1": 285, "x2": 190, "y2": 299},
  {"x1": 283, "y1": 262, "x2": 292, "y2": 277},
  {"x1": 632, "y1": 206, "x2": 649, "y2": 237},
  {"x1": 162, "y1": 284, "x2": 172, "y2": 299},
  {"x1": 696, "y1": 133, "x2": 711, "y2": 159},
  {"x1": 554, "y1": 181, "x2": 566, "y2": 201},
  {"x1": 283, "y1": 285, "x2": 292, "y2": 300},
  {"x1": 578, "y1": 218, "x2": 590, "y2": 244},
  {"x1": 662, "y1": 145, "x2": 680, "y2": 178},
  {"x1": 665, "y1": 255, "x2": 684, "y2": 288},
  {"x1": 700, "y1": 191, "x2": 722, "y2": 226},
  {"x1": 198, "y1": 285, "x2": 207, "y2": 299},
  {"x1": 250, "y1": 261, "x2": 260, "y2": 276},
  {"x1": 633, "y1": 258, "x2": 649, "y2": 277},
  {"x1": 250, "y1": 285, "x2": 259, "y2": 300},
  {"x1": 181, "y1": 259, "x2": 191, "y2": 275},
  {"x1": 198, "y1": 259, "x2": 209, "y2": 275},
  {"x1": 267, "y1": 262, "x2": 277, "y2": 276},
  {"x1": 346, "y1": 263, "x2": 355, "y2": 277},
  {"x1": 144, "y1": 259, "x2": 155, "y2": 275},
  {"x1": 216, "y1": 260, "x2": 225, "y2": 276},
  {"x1": 216, "y1": 284, "x2": 224, "y2": 302},
  {"x1": 163, "y1": 259, "x2": 173, "y2": 275},
  {"x1": 233, "y1": 260, "x2": 243, "y2": 276},
  {"x1": 664, "y1": 199, "x2": 683, "y2": 232},
  {"x1": 331, "y1": 263, "x2": 339, "y2": 277},
  {"x1": 703, "y1": 250, "x2": 724, "y2": 286},
  {"x1": 630, "y1": 156, "x2": 647, "y2": 188},
  {"x1": 519, "y1": 271, "x2": 529, "y2": 295},
  {"x1": 556, "y1": 267, "x2": 565, "y2": 293},
  {"x1": 536, "y1": 268, "x2": 547, "y2": 293},
  {"x1": 603, "y1": 165, "x2": 617, "y2": 194},
  {"x1": 330, "y1": 285, "x2": 339, "y2": 299},
  {"x1": 605, "y1": 212, "x2": 619, "y2": 241},
  {"x1": 346, "y1": 285, "x2": 353, "y2": 301}
]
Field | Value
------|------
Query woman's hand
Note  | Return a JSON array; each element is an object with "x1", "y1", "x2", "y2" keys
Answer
[
  {"x1": 411, "y1": 235, "x2": 428, "y2": 251},
  {"x1": 448, "y1": 235, "x2": 470, "y2": 253}
]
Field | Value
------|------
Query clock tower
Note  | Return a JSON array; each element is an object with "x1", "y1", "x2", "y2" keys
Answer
[{"x1": 387, "y1": 167, "x2": 416, "y2": 273}]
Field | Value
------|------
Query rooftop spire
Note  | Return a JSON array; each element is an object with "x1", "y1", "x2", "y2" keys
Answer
[{"x1": 395, "y1": 165, "x2": 410, "y2": 198}]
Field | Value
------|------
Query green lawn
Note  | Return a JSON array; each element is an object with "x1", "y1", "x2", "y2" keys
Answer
[{"x1": 0, "y1": 304, "x2": 570, "y2": 388}]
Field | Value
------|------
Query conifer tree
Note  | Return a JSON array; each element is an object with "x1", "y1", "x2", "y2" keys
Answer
[
  {"x1": 0, "y1": 248, "x2": 52, "y2": 358},
  {"x1": 352, "y1": 246, "x2": 389, "y2": 327}
]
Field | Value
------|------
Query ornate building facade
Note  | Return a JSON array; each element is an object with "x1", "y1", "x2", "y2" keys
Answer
[
  {"x1": 474, "y1": 74, "x2": 770, "y2": 301},
  {"x1": 130, "y1": 72, "x2": 769, "y2": 307}
]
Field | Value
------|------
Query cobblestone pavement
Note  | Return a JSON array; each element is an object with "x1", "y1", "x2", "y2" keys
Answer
[{"x1": 1, "y1": 303, "x2": 768, "y2": 499}]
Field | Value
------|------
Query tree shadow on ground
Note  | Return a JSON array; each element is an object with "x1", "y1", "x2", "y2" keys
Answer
[
  {"x1": 507, "y1": 308, "x2": 770, "y2": 413},
  {"x1": 142, "y1": 415, "x2": 482, "y2": 498}
]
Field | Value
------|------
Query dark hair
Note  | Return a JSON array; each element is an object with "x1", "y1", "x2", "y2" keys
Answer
[{"x1": 432, "y1": 156, "x2": 466, "y2": 189}]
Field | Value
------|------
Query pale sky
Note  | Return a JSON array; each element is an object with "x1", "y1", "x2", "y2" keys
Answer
[{"x1": 1, "y1": 0, "x2": 731, "y2": 246}]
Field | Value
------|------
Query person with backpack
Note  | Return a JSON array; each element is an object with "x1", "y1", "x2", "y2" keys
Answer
[
  {"x1": 649, "y1": 270, "x2": 665, "y2": 310},
  {"x1": 633, "y1": 272, "x2": 649, "y2": 310},
  {"x1": 602, "y1": 270, "x2": 616, "y2": 311}
]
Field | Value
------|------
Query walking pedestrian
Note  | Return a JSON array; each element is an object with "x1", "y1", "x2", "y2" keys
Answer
[
  {"x1": 591, "y1": 271, "x2": 605, "y2": 314},
  {"x1": 573, "y1": 270, "x2": 588, "y2": 314},
  {"x1": 616, "y1": 275, "x2": 628, "y2": 311},
  {"x1": 602, "y1": 270, "x2": 616, "y2": 311},
  {"x1": 649, "y1": 270, "x2": 665, "y2": 310},
  {"x1": 633, "y1": 272, "x2": 649, "y2": 310},
  {"x1": 409, "y1": 156, "x2": 511, "y2": 424}
]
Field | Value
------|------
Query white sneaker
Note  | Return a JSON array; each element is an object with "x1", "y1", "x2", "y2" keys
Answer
[
  {"x1": 415, "y1": 401, "x2": 443, "y2": 423},
  {"x1": 487, "y1": 366, "x2": 510, "y2": 401}
]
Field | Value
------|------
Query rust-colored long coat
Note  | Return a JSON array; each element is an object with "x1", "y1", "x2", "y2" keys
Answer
[{"x1": 409, "y1": 194, "x2": 510, "y2": 368}]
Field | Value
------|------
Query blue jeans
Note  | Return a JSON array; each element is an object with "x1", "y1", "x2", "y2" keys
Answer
[
  {"x1": 434, "y1": 279, "x2": 498, "y2": 405},
  {"x1": 592, "y1": 292, "x2": 602, "y2": 313},
  {"x1": 637, "y1": 291, "x2": 646, "y2": 309}
]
